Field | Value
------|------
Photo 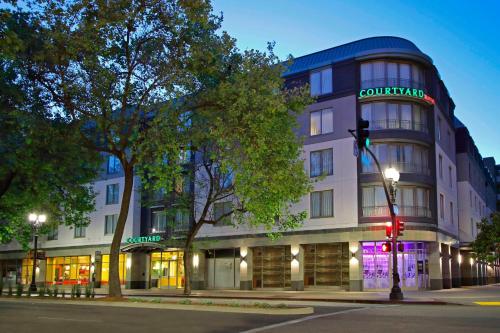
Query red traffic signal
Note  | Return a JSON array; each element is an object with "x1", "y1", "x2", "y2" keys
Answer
[
  {"x1": 381, "y1": 242, "x2": 392, "y2": 252},
  {"x1": 396, "y1": 219, "x2": 405, "y2": 236},
  {"x1": 385, "y1": 222, "x2": 392, "y2": 238}
]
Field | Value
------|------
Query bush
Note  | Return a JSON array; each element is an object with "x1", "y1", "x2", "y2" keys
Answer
[
  {"x1": 47, "y1": 288, "x2": 53, "y2": 297},
  {"x1": 16, "y1": 284, "x2": 23, "y2": 297},
  {"x1": 75, "y1": 285, "x2": 82, "y2": 298},
  {"x1": 53, "y1": 286, "x2": 59, "y2": 298},
  {"x1": 178, "y1": 299, "x2": 192, "y2": 305},
  {"x1": 85, "y1": 285, "x2": 91, "y2": 298},
  {"x1": 38, "y1": 287, "x2": 45, "y2": 297},
  {"x1": 70, "y1": 285, "x2": 76, "y2": 298},
  {"x1": 229, "y1": 301, "x2": 240, "y2": 307},
  {"x1": 61, "y1": 289, "x2": 66, "y2": 299}
]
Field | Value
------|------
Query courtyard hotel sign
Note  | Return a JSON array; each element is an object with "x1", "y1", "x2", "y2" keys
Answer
[
  {"x1": 359, "y1": 86, "x2": 435, "y2": 105},
  {"x1": 126, "y1": 235, "x2": 162, "y2": 244}
]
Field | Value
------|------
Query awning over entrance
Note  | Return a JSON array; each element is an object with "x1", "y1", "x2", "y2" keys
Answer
[{"x1": 121, "y1": 242, "x2": 165, "y2": 253}]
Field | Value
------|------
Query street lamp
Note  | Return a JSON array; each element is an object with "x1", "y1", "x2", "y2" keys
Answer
[
  {"x1": 384, "y1": 167, "x2": 403, "y2": 300},
  {"x1": 28, "y1": 213, "x2": 47, "y2": 292}
]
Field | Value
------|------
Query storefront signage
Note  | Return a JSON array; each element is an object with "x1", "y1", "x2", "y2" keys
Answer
[
  {"x1": 358, "y1": 86, "x2": 435, "y2": 105},
  {"x1": 126, "y1": 235, "x2": 162, "y2": 244}
]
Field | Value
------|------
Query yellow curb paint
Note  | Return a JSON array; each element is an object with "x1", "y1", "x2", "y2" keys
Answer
[{"x1": 474, "y1": 302, "x2": 500, "y2": 306}]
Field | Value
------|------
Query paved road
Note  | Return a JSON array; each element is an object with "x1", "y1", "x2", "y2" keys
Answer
[{"x1": 0, "y1": 300, "x2": 499, "y2": 333}]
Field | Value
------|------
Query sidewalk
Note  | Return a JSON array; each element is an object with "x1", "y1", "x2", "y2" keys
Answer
[{"x1": 92, "y1": 284, "x2": 500, "y2": 305}]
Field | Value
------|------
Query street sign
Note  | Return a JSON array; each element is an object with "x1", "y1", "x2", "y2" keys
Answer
[{"x1": 393, "y1": 204, "x2": 399, "y2": 216}]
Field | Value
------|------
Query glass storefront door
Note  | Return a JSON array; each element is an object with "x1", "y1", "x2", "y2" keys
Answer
[{"x1": 150, "y1": 251, "x2": 184, "y2": 289}]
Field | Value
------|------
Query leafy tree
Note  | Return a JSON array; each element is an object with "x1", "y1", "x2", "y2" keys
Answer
[
  {"x1": 472, "y1": 212, "x2": 500, "y2": 264},
  {"x1": 139, "y1": 43, "x2": 312, "y2": 294},
  {"x1": 0, "y1": 9, "x2": 99, "y2": 247},
  {"x1": 19, "y1": 0, "x2": 234, "y2": 297}
]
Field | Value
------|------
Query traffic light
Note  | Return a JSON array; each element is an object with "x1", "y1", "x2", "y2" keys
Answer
[
  {"x1": 382, "y1": 242, "x2": 392, "y2": 252},
  {"x1": 357, "y1": 118, "x2": 370, "y2": 150},
  {"x1": 396, "y1": 219, "x2": 405, "y2": 236},
  {"x1": 385, "y1": 222, "x2": 392, "y2": 238}
]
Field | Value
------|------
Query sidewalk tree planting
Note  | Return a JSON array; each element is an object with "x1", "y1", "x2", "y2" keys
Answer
[
  {"x1": 17, "y1": 0, "x2": 245, "y2": 297},
  {"x1": 0, "y1": 9, "x2": 99, "y2": 247},
  {"x1": 472, "y1": 212, "x2": 500, "y2": 265},
  {"x1": 138, "y1": 43, "x2": 312, "y2": 294}
]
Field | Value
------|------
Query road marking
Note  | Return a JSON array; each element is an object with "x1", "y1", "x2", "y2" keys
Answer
[
  {"x1": 474, "y1": 302, "x2": 500, "y2": 306},
  {"x1": 240, "y1": 306, "x2": 396, "y2": 333},
  {"x1": 38, "y1": 316, "x2": 102, "y2": 322}
]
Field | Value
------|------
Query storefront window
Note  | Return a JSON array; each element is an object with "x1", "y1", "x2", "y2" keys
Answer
[
  {"x1": 150, "y1": 251, "x2": 184, "y2": 289},
  {"x1": 46, "y1": 256, "x2": 90, "y2": 285},
  {"x1": 303, "y1": 243, "x2": 349, "y2": 287},
  {"x1": 252, "y1": 246, "x2": 291, "y2": 288},
  {"x1": 21, "y1": 259, "x2": 34, "y2": 285},
  {"x1": 100, "y1": 254, "x2": 127, "y2": 285},
  {"x1": 362, "y1": 242, "x2": 428, "y2": 290}
]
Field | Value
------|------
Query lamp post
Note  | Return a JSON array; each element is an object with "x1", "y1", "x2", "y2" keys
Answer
[
  {"x1": 384, "y1": 167, "x2": 403, "y2": 300},
  {"x1": 28, "y1": 213, "x2": 46, "y2": 292}
]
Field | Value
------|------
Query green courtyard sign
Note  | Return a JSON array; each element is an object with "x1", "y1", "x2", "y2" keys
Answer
[
  {"x1": 126, "y1": 235, "x2": 162, "y2": 244},
  {"x1": 358, "y1": 86, "x2": 435, "y2": 105}
]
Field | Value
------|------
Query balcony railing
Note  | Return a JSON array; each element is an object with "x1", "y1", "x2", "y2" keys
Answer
[
  {"x1": 363, "y1": 205, "x2": 432, "y2": 218},
  {"x1": 361, "y1": 78, "x2": 425, "y2": 90},
  {"x1": 369, "y1": 119, "x2": 428, "y2": 133},
  {"x1": 362, "y1": 162, "x2": 431, "y2": 176}
]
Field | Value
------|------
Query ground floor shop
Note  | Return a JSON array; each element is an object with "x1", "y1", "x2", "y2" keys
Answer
[{"x1": 1, "y1": 231, "x2": 499, "y2": 291}]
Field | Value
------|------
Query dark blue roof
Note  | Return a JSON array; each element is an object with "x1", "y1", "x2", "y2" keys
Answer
[{"x1": 284, "y1": 36, "x2": 432, "y2": 76}]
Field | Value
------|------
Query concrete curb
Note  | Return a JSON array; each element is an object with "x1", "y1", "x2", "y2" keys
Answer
[
  {"x1": 91, "y1": 293, "x2": 456, "y2": 306},
  {"x1": 0, "y1": 297, "x2": 314, "y2": 315}
]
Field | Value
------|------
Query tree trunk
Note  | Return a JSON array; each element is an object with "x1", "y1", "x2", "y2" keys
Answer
[
  {"x1": 108, "y1": 164, "x2": 134, "y2": 298},
  {"x1": 183, "y1": 243, "x2": 192, "y2": 295}
]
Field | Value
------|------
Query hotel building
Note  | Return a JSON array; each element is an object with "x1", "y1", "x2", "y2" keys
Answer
[{"x1": 0, "y1": 37, "x2": 498, "y2": 291}]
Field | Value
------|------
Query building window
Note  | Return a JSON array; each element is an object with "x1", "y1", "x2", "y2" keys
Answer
[
  {"x1": 106, "y1": 183, "x2": 119, "y2": 205},
  {"x1": 47, "y1": 226, "x2": 58, "y2": 240},
  {"x1": 214, "y1": 201, "x2": 232, "y2": 226},
  {"x1": 310, "y1": 67, "x2": 332, "y2": 96},
  {"x1": 107, "y1": 155, "x2": 121, "y2": 174},
  {"x1": 310, "y1": 109, "x2": 333, "y2": 136},
  {"x1": 310, "y1": 190, "x2": 334, "y2": 218},
  {"x1": 437, "y1": 117, "x2": 442, "y2": 141},
  {"x1": 361, "y1": 143, "x2": 429, "y2": 175},
  {"x1": 361, "y1": 102, "x2": 428, "y2": 132},
  {"x1": 449, "y1": 166, "x2": 453, "y2": 188},
  {"x1": 214, "y1": 166, "x2": 233, "y2": 191},
  {"x1": 310, "y1": 149, "x2": 333, "y2": 177},
  {"x1": 439, "y1": 194, "x2": 444, "y2": 220},
  {"x1": 175, "y1": 209, "x2": 190, "y2": 232},
  {"x1": 360, "y1": 61, "x2": 424, "y2": 89},
  {"x1": 450, "y1": 201, "x2": 454, "y2": 224},
  {"x1": 362, "y1": 186, "x2": 430, "y2": 217},
  {"x1": 438, "y1": 155, "x2": 443, "y2": 179},
  {"x1": 151, "y1": 210, "x2": 167, "y2": 233},
  {"x1": 104, "y1": 214, "x2": 118, "y2": 235},
  {"x1": 74, "y1": 225, "x2": 86, "y2": 238},
  {"x1": 447, "y1": 130, "x2": 452, "y2": 149}
]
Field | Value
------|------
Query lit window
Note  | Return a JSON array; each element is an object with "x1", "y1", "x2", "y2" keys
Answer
[
  {"x1": 310, "y1": 67, "x2": 332, "y2": 96},
  {"x1": 310, "y1": 149, "x2": 333, "y2": 177},
  {"x1": 107, "y1": 155, "x2": 121, "y2": 174},
  {"x1": 152, "y1": 211, "x2": 167, "y2": 233},
  {"x1": 310, "y1": 109, "x2": 333, "y2": 136}
]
